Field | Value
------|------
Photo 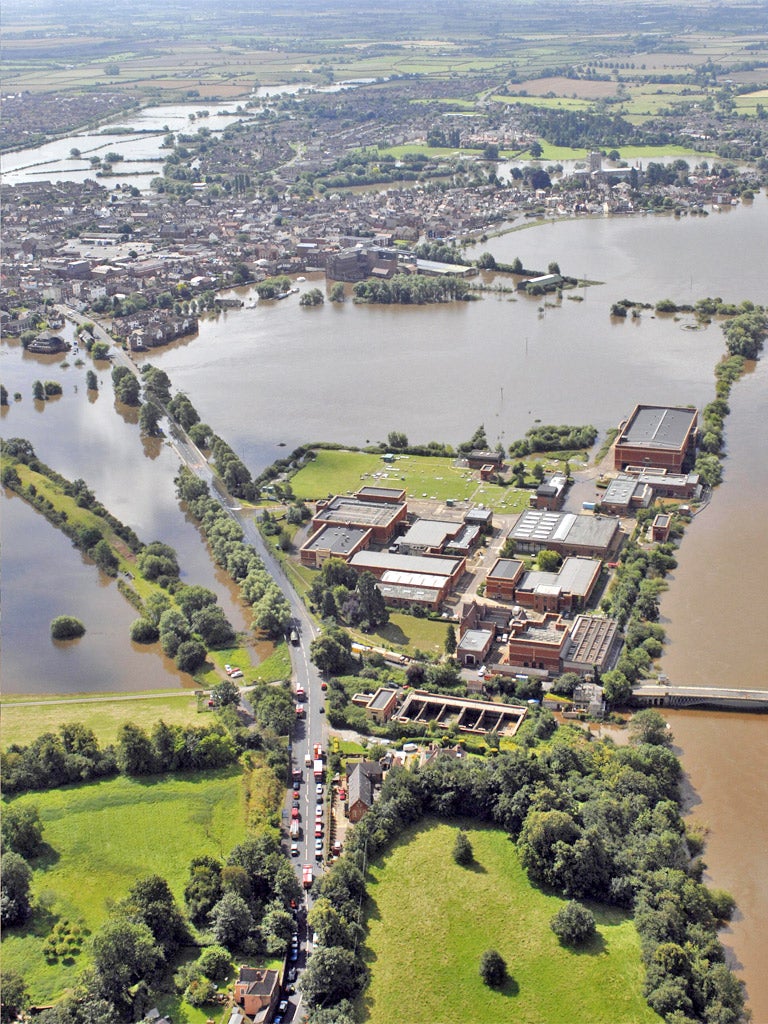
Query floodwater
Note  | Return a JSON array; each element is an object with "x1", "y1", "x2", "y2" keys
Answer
[{"x1": 1, "y1": 191, "x2": 767, "y2": 1015}]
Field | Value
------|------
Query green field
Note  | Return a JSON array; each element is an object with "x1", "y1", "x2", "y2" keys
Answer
[
  {"x1": 354, "y1": 611, "x2": 448, "y2": 657},
  {"x1": 290, "y1": 449, "x2": 552, "y2": 513},
  {"x1": 2, "y1": 769, "x2": 246, "y2": 1003},
  {"x1": 360, "y1": 820, "x2": 661, "y2": 1024},
  {"x1": 0, "y1": 691, "x2": 201, "y2": 747}
]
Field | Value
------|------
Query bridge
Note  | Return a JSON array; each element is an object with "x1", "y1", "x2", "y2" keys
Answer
[{"x1": 632, "y1": 683, "x2": 768, "y2": 713}]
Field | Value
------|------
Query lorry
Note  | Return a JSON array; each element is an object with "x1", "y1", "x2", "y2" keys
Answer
[
  {"x1": 302, "y1": 864, "x2": 313, "y2": 889},
  {"x1": 313, "y1": 758, "x2": 324, "y2": 782},
  {"x1": 290, "y1": 819, "x2": 300, "y2": 839}
]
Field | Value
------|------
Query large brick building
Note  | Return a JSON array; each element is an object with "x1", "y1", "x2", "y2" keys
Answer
[
  {"x1": 613, "y1": 404, "x2": 698, "y2": 473},
  {"x1": 508, "y1": 509, "x2": 623, "y2": 559}
]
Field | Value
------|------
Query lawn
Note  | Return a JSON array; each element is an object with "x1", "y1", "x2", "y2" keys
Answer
[
  {"x1": 290, "y1": 449, "x2": 535, "y2": 513},
  {"x1": 0, "y1": 691, "x2": 201, "y2": 747},
  {"x1": 355, "y1": 611, "x2": 447, "y2": 657},
  {"x1": 1, "y1": 769, "x2": 246, "y2": 1003},
  {"x1": 360, "y1": 820, "x2": 661, "y2": 1024}
]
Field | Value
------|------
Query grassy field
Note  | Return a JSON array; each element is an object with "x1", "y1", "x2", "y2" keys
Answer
[
  {"x1": 2, "y1": 769, "x2": 246, "y2": 1003},
  {"x1": 354, "y1": 611, "x2": 448, "y2": 657},
  {"x1": 0, "y1": 691, "x2": 201, "y2": 747},
  {"x1": 360, "y1": 820, "x2": 661, "y2": 1024},
  {"x1": 289, "y1": 449, "x2": 550, "y2": 513}
]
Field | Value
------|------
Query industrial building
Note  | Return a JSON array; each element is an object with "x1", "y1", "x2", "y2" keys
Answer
[
  {"x1": 613, "y1": 404, "x2": 698, "y2": 473},
  {"x1": 508, "y1": 509, "x2": 623, "y2": 559}
]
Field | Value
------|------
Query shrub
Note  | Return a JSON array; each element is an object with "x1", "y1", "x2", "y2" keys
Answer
[
  {"x1": 130, "y1": 618, "x2": 160, "y2": 644},
  {"x1": 452, "y1": 830, "x2": 473, "y2": 866},
  {"x1": 550, "y1": 901, "x2": 596, "y2": 945},
  {"x1": 50, "y1": 615, "x2": 86, "y2": 640},
  {"x1": 479, "y1": 948, "x2": 507, "y2": 987}
]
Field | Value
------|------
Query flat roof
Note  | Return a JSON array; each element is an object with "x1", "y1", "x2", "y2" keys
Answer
[
  {"x1": 315, "y1": 496, "x2": 404, "y2": 528},
  {"x1": 302, "y1": 524, "x2": 370, "y2": 554},
  {"x1": 381, "y1": 569, "x2": 447, "y2": 590},
  {"x1": 602, "y1": 476, "x2": 641, "y2": 506},
  {"x1": 510, "y1": 510, "x2": 618, "y2": 549},
  {"x1": 350, "y1": 550, "x2": 461, "y2": 577},
  {"x1": 369, "y1": 687, "x2": 398, "y2": 710},
  {"x1": 356, "y1": 486, "x2": 406, "y2": 500},
  {"x1": 378, "y1": 583, "x2": 441, "y2": 602},
  {"x1": 566, "y1": 615, "x2": 619, "y2": 665},
  {"x1": 458, "y1": 629, "x2": 493, "y2": 653},
  {"x1": 400, "y1": 519, "x2": 460, "y2": 548},
  {"x1": 488, "y1": 558, "x2": 525, "y2": 580},
  {"x1": 619, "y1": 405, "x2": 697, "y2": 450}
]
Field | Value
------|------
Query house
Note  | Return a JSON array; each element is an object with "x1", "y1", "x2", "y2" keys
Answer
[
  {"x1": 233, "y1": 966, "x2": 280, "y2": 1022},
  {"x1": 485, "y1": 558, "x2": 525, "y2": 601},
  {"x1": 347, "y1": 760, "x2": 384, "y2": 822},
  {"x1": 531, "y1": 474, "x2": 568, "y2": 510},
  {"x1": 466, "y1": 449, "x2": 504, "y2": 471},
  {"x1": 613, "y1": 404, "x2": 698, "y2": 473}
]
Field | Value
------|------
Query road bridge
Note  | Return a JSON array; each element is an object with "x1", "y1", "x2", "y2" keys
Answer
[{"x1": 633, "y1": 684, "x2": 768, "y2": 712}]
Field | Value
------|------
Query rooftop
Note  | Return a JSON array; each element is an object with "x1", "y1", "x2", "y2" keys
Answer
[
  {"x1": 350, "y1": 550, "x2": 462, "y2": 577},
  {"x1": 618, "y1": 405, "x2": 698, "y2": 451},
  {"x1": 458, "y1": 628, "x2": 493, "y2": 653},
  {"x1": 302, "y1": 524, "x2": 370, "y2": 554},
  {"x1": 399, "y1": 518, "x2": 461, "y2": 549},
  {"x1": 488, "y1": 558, "x2": 525, "y2": 580},
  {"x1": 315, "y1": 495, "x2": 404, "y2": 528},
  {"x1": 565, "y1": 615, "x2": 620, "y2": 665}
]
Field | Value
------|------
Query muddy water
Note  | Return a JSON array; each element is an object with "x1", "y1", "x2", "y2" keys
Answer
[{"x1": 669, "y1": 712, "x2": 768, "y2": 1024}]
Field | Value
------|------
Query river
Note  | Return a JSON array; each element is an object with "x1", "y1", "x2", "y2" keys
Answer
[{"x1": 1, "y1": 192, "x2": 766, "y2": 1016}]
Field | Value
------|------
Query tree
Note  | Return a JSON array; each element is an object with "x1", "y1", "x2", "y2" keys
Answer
[
  {"x1": 121, "y1": 875, "x2": 189, "y2": 956},
  {"x1": 299, "y1": 946, "x2": 367, "y2": 1007},
  {"x1": 51, "y1": 615, "x2": 86, "y2": 640},
  {"x1": 261, "y1": 902, "x2": 295, "y2": 955},
  {"x1": 185, "y1": 856, "x2": 223, "y2": 926},
  {"x1": 91, "y1": 539, "x2": 119, "y2": 576},
  {"x1": 33, "y1": 379, "x2": 46, "y2": 400},
  {"x1": 91, "y1": 919, "x2": 162, "y2": 999},
  {"x1": 311, "y1": 628, "x2": 352, "y2": 676},
  {"x1": 116, "y1": 722, "x2": 158, "y2": 775},
  {"x1": 176, "y1": 639, "x2": 208, "y2": 674},
  {"x1": 529, "y1": 141, "x2": 543, "y2": 158},
  {"x1": 210, "y1": 891, "x2": 253, "y2": 950},
  {"x1": 479, "y1": 948, "x2": 507, "y2": 987},
  {"x1": 0, "y1": 851, "x2": 33, "y2": 926},
  {"x1": 630, "y1": 709, "x2": 672, "y2": 747},
  {"x1": 0, "y1": 970, "x2": 28, "y2": 1024},
  {"x1": 196, "y1": 944, "x2": 231, "y2": 982},
  {"x1": 355, "y1": 571, "x2": 388, "y2": 629},
  {"x1": 130, "y1": 618, "x2": 159, "y2": 643},
  {"x1": 255, "y1": 687, "x2": 295, "y2": 736},
  {"x1": 550, "y1": 901, "x2": 596, "y2": 945},
  {"x1": 386, "y1": 430, "x2": 408, "y2": 449},
  {"x1": 1, "y1": 804, "x2": 44, "y2": 858},
  {"x1": 85, "y1": 370, "x2": 98, "y2": 390},
  {"x1": 453, "y1": 830, "x2": 473, "y2": 866},
  {"x1": 601, "y1": 669, "x2": 631, "y2": 705},
  {"x1": 537, "y1": 549, "x2": 561, "y2": 572},
  {"x1": 0, "y1": 384, "x2": 8, "y2": 406},
  {"x1": 329, "y1": 282, "x2": 345, "y2": 302},
  {"x1": 445, "y1": 624, "x2": 457, "y2": 657},
  {"x1": 191, "y1": 605, "x2": 236, "y2": 647},
  {"x1": 139, "y1": 402, "x2": 163, "y2": 436}
]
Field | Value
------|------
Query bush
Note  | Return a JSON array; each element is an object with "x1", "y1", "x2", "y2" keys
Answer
[
  {"x1": 479, "y1": 948, "x2": 507, "y2": 987},
  {"x1": 50, "y1": 615, "x2": 86, "y2": 640},
  {"x1": 196, "y1": 944, "x2": 232, "y2": 982},
  {"x1": 130, "y1": 618, "x2": 160, "y2": 644},
  {"x1": 550, "y1": 901, "x2": 596, "y2": 945},
  {"x1": 452, "y1": 830, "x2": 473, "y2": 866}
]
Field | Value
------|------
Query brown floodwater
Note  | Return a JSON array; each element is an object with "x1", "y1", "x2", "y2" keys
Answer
[{"x1": 2, "y1": 195, "x2": 767, "y2": 1014}]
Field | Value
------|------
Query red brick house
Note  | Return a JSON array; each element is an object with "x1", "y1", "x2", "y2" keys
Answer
[{"x1": 233, "y1": 966, "x2": 280, "y2": 1022}]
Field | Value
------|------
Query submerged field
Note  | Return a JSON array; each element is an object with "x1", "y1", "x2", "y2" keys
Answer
[
  {"x1": 1, "y1": 769, "x2": 246, "y2": 1003},
  {"x1": 360, "y1": 820, "x2": 660, "y2": 1024}
]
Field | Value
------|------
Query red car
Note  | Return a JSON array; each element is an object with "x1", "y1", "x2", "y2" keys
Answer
[
  {"x1": 291, "y1": 807, "x2": 300, "y2": 820},
  {"x1": 321, "y1": 681, "x2": 328, "y2": 691}
]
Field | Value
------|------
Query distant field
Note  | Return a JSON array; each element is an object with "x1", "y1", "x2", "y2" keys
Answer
[
  {"x1": 290, "y1": 448, "x2": 543, "y2": 513},
  {"x1": 1, "y1": 769, "x2": 246, "y2": 1003},
  {"x1": 360, "y1": 820, "x2": 661, "y2": 1024},
  {"x1": 0, "y1": 690, "x2": 200, "y2": 747}
]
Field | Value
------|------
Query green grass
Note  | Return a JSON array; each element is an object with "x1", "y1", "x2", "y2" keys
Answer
[
  {"x1": 355, "y1": 612, "x2": 448, "y2": 657},
  {"x1": 250, "y1": 640, "x2": 292, "y2": 682},
  {"x1": 290, "y1": 449, "x2": 535, "y2": 513},
  {"x1": 360, "y1": 820, "x2": 661, "y2": 1024},
  {"x1": 0, "y1": 691, "x2": 202, "y2": 747},
  {"x1": 1, "y1": 769, "x2": 246, "y2": 1003}
]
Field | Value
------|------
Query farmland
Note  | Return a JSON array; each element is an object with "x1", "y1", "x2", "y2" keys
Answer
[{"x1": 360, "y1": 819, "x2": 661, "y2": 1024}]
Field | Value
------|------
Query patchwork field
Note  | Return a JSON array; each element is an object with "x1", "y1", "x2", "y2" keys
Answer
[
  {"x1": 360, "y1": 820, "x2": 661, "y2": 1024},
  {"x1": 1, "y1": 769, "x2": 246, "y2": 1003}
]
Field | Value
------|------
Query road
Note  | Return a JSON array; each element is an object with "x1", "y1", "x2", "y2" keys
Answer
[{"x1": 58, "y1": 306, "x2": 330, "y2": 1007}]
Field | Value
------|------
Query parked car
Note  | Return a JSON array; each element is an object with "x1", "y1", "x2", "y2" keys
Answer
[
  {"x1": 321, "y1": 681, "x2": 328, "y2": 690},
  {"x1": 315, "y1": 837, "x2": 323, "y2": 851},
  {"x1": 290, "y1": 842, "x2": 299, "y2": 856},
  {"x1": 230, "y1": 669, "x2": 243, "y2": 679},
  {"x1": 316, "y1": 783, "x2": 323, "y2": 797},
  {"x1": 315, "y1": 806, "x2": 323, "y2": 820},
  {"x1": 278, "y1": 1000, "x2": 289, "y2": 1014},
  {"x1": 291, "y1": 807, "x2": 299, "y2": 820},
  {"x1": 289, "y1": 946, "x2": 298, "y2": 962},
  {"x1": 292, "y1": 780, "x2": 300, "y2": 792},
  {"x1": 315, "y1": 824, "x2": 323, "y2": 838}
]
